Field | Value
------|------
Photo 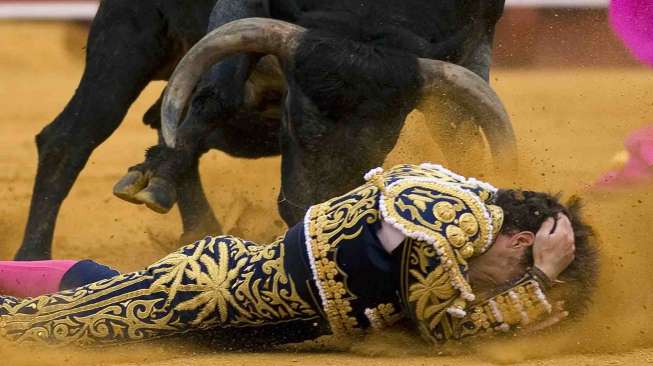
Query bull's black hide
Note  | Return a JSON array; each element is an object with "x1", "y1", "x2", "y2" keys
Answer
[{"x1": 16, "y1": 0, "x2": 507, "y2": 260}]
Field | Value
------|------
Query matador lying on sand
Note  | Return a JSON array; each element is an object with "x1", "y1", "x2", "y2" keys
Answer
[{"x1": 0, "y1": 164, "x2": 597, "y2": 347}]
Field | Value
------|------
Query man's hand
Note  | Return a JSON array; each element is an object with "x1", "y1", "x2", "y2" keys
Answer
[{"x1": 532, "y1": 213, "x2": 576, "y2": 281}]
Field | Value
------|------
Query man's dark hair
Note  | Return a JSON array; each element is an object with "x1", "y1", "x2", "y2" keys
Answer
[{"x1": 493, "y1": 189, "x2": 600, "y2": 318}]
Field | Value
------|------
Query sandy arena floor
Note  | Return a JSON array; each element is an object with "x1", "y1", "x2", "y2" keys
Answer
[{"x1": 2, "y1": 21, "x2": 653, "y2": 365}]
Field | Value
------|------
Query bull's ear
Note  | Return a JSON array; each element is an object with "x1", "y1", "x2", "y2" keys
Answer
[
  {"x1": 161, "y1": 18, "x2": 306, "y2": 147},
  {"x1": 416, "y1": 59, "x2": 517, "y2": 174}
]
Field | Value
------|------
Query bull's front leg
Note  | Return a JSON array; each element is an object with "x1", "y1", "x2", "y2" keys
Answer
[
  {"x1": 113, "y1": 0, "x2": 269, "y2": 242},
  {"x1": 15, "y1": 0, "x2": 171, "y2": 260},
  {"x1": 113, "y1": 68, "x2": 250, "y2": 240}
]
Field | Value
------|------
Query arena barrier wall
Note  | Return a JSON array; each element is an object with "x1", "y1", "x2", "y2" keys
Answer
[
  {"x1": 0, "y1": 0, "x2": 609, "y2": 20},
  {"x1": 0, "y1": 0, "x2": 638, "y2": 67}
]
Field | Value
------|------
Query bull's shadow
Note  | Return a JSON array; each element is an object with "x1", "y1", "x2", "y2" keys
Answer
[{"x1": 16, "y1": 0, "x2": 516, "y2": 260}]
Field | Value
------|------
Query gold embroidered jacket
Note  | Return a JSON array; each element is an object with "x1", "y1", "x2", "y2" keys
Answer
[{"x1": 304, "y1": 163, "x2": 553, "y2": 342}]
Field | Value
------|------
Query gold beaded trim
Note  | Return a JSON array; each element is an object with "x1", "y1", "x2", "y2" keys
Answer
[
  {"x1": 364, "y1": 303, "x2": 404, "y2": 330},
  {"x1": 457, "y1": 278, "x2": 553, "y2": 338},
  {"x1": 305, "y1": 204, "x2": 359, "y2": 334},
  {"x1": 303, "y1": 183, "x2": 380, "y2": 335}
]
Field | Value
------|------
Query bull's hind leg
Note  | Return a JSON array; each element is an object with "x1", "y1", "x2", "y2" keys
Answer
[{"x1": 15, "y1": 1, "x2": 170, "y2": 260}]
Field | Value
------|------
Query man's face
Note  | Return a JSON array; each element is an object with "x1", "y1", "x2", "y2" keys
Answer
[{"x1": 468, "y1": 231, "x2": 535, "y2": 290}]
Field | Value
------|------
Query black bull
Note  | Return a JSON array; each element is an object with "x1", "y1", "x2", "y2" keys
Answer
[{"x1": 16, "y1": 0, "x2": 516, "y2": 260}]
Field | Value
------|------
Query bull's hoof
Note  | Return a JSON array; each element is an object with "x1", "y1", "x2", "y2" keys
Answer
[
  {"x1": 134, "y1": 177, "x2": 177, "y2": 214},
  {"x1": 113, "y1": 171, "x2": 147, "y2": 204}
]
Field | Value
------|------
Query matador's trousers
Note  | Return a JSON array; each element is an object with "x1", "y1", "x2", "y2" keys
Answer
[{"x1": 0, "y1": 225, "x2": 329, "y2": 346}]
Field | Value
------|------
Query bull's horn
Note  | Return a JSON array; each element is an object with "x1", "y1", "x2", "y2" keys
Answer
[
  {"x1": 161, "y1": 18, "x2": 306, "y2": 147},
  {"x1": 416, "y1": 58, "x2": 518, "y2": 168}
]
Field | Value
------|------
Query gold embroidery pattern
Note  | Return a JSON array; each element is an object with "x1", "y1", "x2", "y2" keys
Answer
[
  {"x1": 434, "y1": 201, "x2": 457, "y2": 223},
  {"x1": 382, "y1": 164, "x2": 502, "y2": 254},
  {"x1": 455, "y1": 277, "x2": 553, "y2": 339},
  {"x1": 459, "y1": 212, "x2": 479, "y2": 236},
  {"x1": 384, "y1": 180, "x2": 498, "y2": 255},
  {"x1": 0, "y1": 236, "x2": 317, "y2": 346},
  {"x1": 401, "y1": 239, "x2": 461, "y2": 343},
  {"x1": 382, "y1": 180, "x2": 497, "y2": 303},
  {"x1": 305, "y1": 183, "x2": 380, "y2": 335},
  {"x1": 364, "y1": 303, "x2": 404, "y2": 330}
]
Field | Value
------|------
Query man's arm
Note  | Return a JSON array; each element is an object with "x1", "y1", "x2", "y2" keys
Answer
[{"x1": 454, "y1": 213, "x2": 577, "y2": 339}]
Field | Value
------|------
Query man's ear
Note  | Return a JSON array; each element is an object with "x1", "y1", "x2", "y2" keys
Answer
[{"x1": 511, "y1": 231, "x2": 536, "y2": 248}]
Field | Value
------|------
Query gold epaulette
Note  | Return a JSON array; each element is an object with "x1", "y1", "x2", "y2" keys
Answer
[{"x1": 368, "y1": 164, "x2": 503, "y2": 305}]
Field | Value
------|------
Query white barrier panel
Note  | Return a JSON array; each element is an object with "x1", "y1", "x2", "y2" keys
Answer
[
  {"x1": 0, "y1": 0, "x2": 609, "y2": 20},
  {"x1": 0, "y1": 2, "x2": 98, "y2": 19}
]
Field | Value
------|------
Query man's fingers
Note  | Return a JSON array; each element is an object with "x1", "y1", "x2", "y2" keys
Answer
[
  {"x1": 537, "y1": 217, "x2": 556, "y2": 237},
  {"x1": 559, "y1": 214, "x2": 576, "y2": 251},
  {"x1": 551, "y1": 214, "x2": 574, "y2": 242},
  {"x1": 532, "y1": 214, "x2": 576, "y2": 280},
  {"x1": 559, "y1": 214, "x2": 576, "y2": 243},
  {"x1": 555, "y1": 213, "x2": 572, "y2": 232}
]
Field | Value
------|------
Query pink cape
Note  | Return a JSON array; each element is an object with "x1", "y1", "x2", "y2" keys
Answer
[
  {"x1": 610, "y1": 0, "x2": 653, "y2": 67},
  {"x1": 594, "y1": 124, "x2": 653, "y2": 188}
]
